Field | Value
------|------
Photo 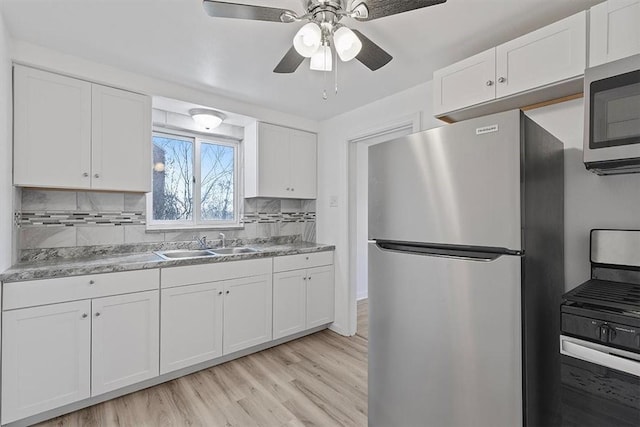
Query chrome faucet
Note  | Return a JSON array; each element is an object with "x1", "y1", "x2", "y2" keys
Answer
[
  {"x1": 194, "y1": 235, "x2": 209, "y2": 249},
  {"x1": 219, "y1": 232, "x2": 226, "y2": 248}
]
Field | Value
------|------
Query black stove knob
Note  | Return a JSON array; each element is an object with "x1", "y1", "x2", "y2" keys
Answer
[
  {"x1": 636, "y1": 334, "x2": 640, "y2": 349},
  {"x1": 600, "y1": 325, "x2": 610, "y2": 343}
]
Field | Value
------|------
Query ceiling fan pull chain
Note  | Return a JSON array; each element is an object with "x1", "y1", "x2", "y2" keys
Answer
[{"x1": 322, "y1": 48, "x2": 329, "y2": 100}]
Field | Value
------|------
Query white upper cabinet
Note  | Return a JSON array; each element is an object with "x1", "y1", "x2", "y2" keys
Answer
[
  {"x1": 590, "y1": 0, "x2": 640, "y2": 67},
  {"x1": 432, "y1": 11, "x2": 587, "y2": 118},
  {"x1": 244, "y1": 122, "x2": 317, "y2": 199},
  {"x1": 13, "y1": 66, "x2": 92, "y2": 189},
  {"x1": 13, "y1": 65, "x2": 151, "y2": 192},
  {"x1": 91, "y1": 85, "x2": 151, "y2": 192},
  {"x1": 433, "y1": 49, "x2": 496, "y2": 116},
  {"x1": 496, "y1": 11, "x2": 586, "y2": 98}
]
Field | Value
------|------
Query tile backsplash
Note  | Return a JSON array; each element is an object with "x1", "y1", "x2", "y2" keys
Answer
[{"x1": 16, "y1": 189, "x2": 316, "y2": 255}]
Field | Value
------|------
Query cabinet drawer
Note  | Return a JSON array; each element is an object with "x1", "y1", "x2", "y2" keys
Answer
[
  {"x1": 161, "y1": 258, "x2": 272, "y2": 288},
  {"x1": 3, "y1": 269, "x2": 159, "y2": 310},
  {"x1": 273, "y1": 251, "x2": 334, "y2": 273}
]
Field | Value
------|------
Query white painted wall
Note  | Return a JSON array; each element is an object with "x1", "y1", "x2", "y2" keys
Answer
[
  {"x1": 0, "y1": 12, "x2": 12, "y2": 271},
  {"x1": 525, "y1": 99, "x2": 640, "y2": 290},
  {"x1": 317, "y1": 81, "x2": 442, "y2": 335}
]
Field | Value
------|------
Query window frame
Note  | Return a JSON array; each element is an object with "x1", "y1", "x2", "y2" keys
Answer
[{"x1": 147, "y1": 127, "x2": 243, "y2": 230}]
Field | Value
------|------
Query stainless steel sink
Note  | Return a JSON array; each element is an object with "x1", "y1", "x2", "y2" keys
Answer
[
  {"x1": 211, "y1": 247, "x2": 259, "y2": 255},
  {"x1": 154, "y1": 249, "x2": 217, "y2": 260}
]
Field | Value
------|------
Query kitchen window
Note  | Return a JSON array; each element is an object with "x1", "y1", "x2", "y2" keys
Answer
[{"x1": 148, "y1": 130, "x2": 240, "y2": 229}]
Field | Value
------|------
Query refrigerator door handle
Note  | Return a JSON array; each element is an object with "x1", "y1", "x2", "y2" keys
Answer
[{"x1": 373, "y1": 240, "x2": 521, "y2": 262}]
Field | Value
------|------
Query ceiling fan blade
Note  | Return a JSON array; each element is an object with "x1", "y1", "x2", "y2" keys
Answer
[
  {"x1": 351, "y1": 0, "x2": 446, "y2": 21},
  {"x1": 202, "y1": 1, "x2": 295, "y2": 22},
  {"x1": 274, "y1": 47, "x2": 305, "y2": 73},
  {"x1": 352, "y1": 30, "x2": 392, "y2": 71}
]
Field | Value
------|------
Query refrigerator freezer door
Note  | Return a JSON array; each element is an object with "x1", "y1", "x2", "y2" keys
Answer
[
  {"x1": 368, "y1": 243, "x2": 523, "y2": 427},
  {"x1": 369, "y1": 109, "x2": 522, "y2": 251}
]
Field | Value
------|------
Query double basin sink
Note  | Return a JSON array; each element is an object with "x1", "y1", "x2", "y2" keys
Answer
[{"x1": 155, "y1": 247, "x2": 259, "y2": 260}]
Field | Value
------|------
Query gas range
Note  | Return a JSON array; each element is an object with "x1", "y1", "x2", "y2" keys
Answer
[{"x1": 560, "y1": 230, "x2": 640, "y2": 427}]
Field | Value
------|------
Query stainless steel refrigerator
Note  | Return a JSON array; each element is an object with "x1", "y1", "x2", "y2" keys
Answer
[{"x1": 368, "y1": 109, "x2": 564, "y2": 427}]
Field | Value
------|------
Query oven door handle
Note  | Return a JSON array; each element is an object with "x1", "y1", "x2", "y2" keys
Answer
[{"x1": 560, "y1": 335, "x2": 640, "y2": 377}]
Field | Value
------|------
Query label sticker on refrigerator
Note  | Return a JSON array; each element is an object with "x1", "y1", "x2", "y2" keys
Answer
[{"x1": 476, "y1": 125, "x2": 498, "y2": 135}]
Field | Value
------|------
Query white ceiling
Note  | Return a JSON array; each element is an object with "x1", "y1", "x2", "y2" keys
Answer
[{"x1": 0, "y1": 0, "x2": 601, "y2": 121}]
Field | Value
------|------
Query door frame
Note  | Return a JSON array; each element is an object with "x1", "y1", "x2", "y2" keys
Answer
[{"x1": 346, "y1": 114, "x2": 420, "y2": 335}]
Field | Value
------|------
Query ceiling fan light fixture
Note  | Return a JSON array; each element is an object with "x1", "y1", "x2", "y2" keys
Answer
[
  {"x1": 293, "y1": 22, "x2": 322, "y2": 57},
  {"x1": 310, "y1": 44, "x2": 333, "y2": 71},
  {"x1": 333, "y1": 26, "x2": 362, "y2": 61},
  {"x1": 189, "y1": 108, "x2": 226, "y2": 130}
]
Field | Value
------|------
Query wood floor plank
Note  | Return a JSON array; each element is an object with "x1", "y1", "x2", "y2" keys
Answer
[{"x1": 36, "y1": 303, "x2": 369, "y2": 427}]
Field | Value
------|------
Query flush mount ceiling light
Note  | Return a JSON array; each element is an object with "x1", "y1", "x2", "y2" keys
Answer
[
  {"x1": 202, "y1": 0, "x2": 447, "y2": 74},
  {"x1": 189, "y1": 108, "x2": 226, "y2": 130}
]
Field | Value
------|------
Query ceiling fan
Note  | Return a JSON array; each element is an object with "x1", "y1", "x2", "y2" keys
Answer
[{"x1": 202, "y1": 0, "x2": 447, "y2": 74}]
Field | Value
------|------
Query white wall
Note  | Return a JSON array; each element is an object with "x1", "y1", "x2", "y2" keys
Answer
[
  {"x1": 525, "y1": 99, "x2": 640, "y2": 290},
  {"x1": 317, "y1": 81, "x2": 442, "y2": 335},
  {"x1": 0, "y1": 12, "x2": 12, "y2": 271}
]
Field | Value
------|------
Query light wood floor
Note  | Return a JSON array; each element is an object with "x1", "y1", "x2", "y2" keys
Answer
[{"x1": 37, "y1": 300, "x2": 370, "y2": 427}]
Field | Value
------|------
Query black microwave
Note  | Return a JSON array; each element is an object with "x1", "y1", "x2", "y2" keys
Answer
[{"x1": 584, "y1": 54, "x2": 640, "y2": 175}]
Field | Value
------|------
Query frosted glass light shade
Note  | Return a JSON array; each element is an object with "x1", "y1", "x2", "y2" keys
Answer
[
  {"x1": 310, "y1": 45, "x2": 333, "y2": 71},
  {"x1": 333, "y1": 27, "x2": 362, "y2": 61},
  {"x1": 189, "y1": 109, "x2": 226, "y2": 130},
  {"x1": 293, "y1": 23, "x2": 322, "y2": 57}
]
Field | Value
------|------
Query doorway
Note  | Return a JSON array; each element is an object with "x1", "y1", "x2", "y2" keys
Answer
[{"x1": 347, "y1": 116, "x2": 419, "y2": 335}]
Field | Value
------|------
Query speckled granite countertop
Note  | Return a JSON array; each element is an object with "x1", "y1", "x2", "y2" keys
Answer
[{"x1": 0, "y1": 242, "x2": 335, "y2": 283}]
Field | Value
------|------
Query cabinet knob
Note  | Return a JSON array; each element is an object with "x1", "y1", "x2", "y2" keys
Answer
[
  {"x1": 286, "y1": 187, "x2": 290, "y2": 191},
  {"x1": 95, "y1": 312, "x2": 101, "y2": 317},
  {"x1": 306, "y1": 256, "x2": 309, "y2": 260},
  {"x1": 94, "y1": 173, "x2": 100, "y2": 178},
  {"x1": 218, "y1": 291, "x2": 223, "y2": 296},
  {"x1": 82, "y1": 313, "x2": 88, "y2": 319},
  {"x1": 89, "y1": 280, "x2": 95, "y2": 285},
  {"x1": 497, "y1": 77, "x2": 506, "y2": 83},
  {"x1": 83, "y1": 172, "x2": 89, "y2": 177},
  {"x1": 308, "y1": 277, "x2": 311, "y2": 281},
  {"x1": 486, "y1": 80, "x2": 494, "y2": 86},
  {"x1": 291, "y1": 188, "x2": 294, "y2": 191},
  {"x1": 226, "y1": 290, "x2": 230, "y2": 295}
]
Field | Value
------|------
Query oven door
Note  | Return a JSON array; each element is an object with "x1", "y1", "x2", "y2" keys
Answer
[{"x1": 560, "y1": 335, "x2": 640, "y2": 427}]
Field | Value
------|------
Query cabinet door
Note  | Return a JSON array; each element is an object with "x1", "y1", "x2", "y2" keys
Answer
[
  {"x1": 91, "y1": 84, "x2": 151, "y2": 192},
  {"x1": 273, "y1": 270, "x2": 307, "y2": 339},
  {"x1": 1, "y1": 300, "x2": 91, "y2": 424},
  {"x1": 289, "y1": 129, "x2": 317, "y2": 199},
  {"x1": 91, "y1": 290, "x2": 159, "y2": 396},
  {"x1": 590, "y1": 0, "x2": 640, "y2": 67},
  {"x1": 257, "y1": 123, "x2": 290, "y2": 198},
  {"x1": 496, "y1": 11, "x2": 586, "y2": 98},
  {"x1": 306, "y1": 265, "x2": 335, "y2": 329},
  {"x1": 432, "y1": 48, "x2": 496, "y2": 116},
  {"x1": 160, "y1": 282, "x2": 224, "y2": 374},
  {"x1": 13, "y1": 65, "x2": 92, "y2": 189},
  {"x1": 223, "y1": 274, "x2": 273, "y2": 355}
]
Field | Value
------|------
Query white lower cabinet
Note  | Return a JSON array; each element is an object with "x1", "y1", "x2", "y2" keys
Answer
[
  {"x1": 222, "y1": 275, "x2": 273, "y2": 354},
  {"x1": 273, "y1": 270, "x2": 307, "y2": 339},
  {"x1": 160, "y1": 282, "x2": 224, "y2": 375},
  {"x1": 306, "y1": 265, "x2": 335, "y2": 329},
  {"x1": 91, "y1": 291, "x2": 160, "y2": 395},
  {"x1": 273, "y1": 253, "x2": 335, "y2": 340},
  {"x1": 1, "y1": 300, "x2": 91, "y2": 425}
]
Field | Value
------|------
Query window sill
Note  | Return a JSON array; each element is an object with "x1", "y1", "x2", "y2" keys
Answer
[{"x1": 145, "y1": 224, "x2": 245, "y2": 233}]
